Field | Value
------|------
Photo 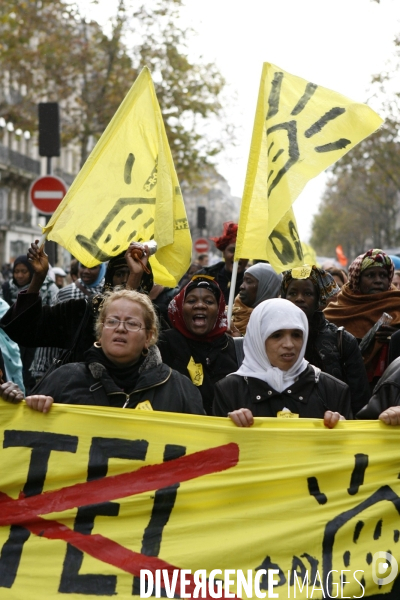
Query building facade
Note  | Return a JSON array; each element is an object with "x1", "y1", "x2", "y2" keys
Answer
[
  {"x1": 0, "y1": 118, "x2": 240, "y2": 270},
  {"x1": 0, "y1": 120, "x2": 80, "y2": 268},
  {"x1": 182, "y1": 169, "x2": 241, "y2": 256}
]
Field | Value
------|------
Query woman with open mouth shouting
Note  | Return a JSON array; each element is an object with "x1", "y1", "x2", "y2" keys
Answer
[{"x1": 158, "y1": 276, "x2": 239, "y2": 415}]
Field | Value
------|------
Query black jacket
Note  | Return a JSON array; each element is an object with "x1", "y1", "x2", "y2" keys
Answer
[
  {"x1": 307, "y1": 312, "x2": 370, "y2": 415},
  {"x1": 213, "y1": 364, "x2": 353, "y2": 419},
  {"x1": 389, "y1": 328, "x2": 400, "y2": 364},
  {"x1": 152, "y1": 286, "x2": 179, "y2": 326},
  {"x1": 35, "y1": 345, "x2": 205, "y2": 414},
  {"x1": 0, "y1": 291, "x2": 96, "y2": 362},
  {"x1": 356, "y1": 356, "x2": 400, "y2": 419},
  {"x1": 196, "y1": 262, "x2": 244, "y2": 304},
  {"x1": 157, "y1": 329, "x2": 238, "y2": 415}
]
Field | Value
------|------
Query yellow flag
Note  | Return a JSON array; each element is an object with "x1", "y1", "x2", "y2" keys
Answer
[
  {"x1": 301, "y1": 241, "x2": 319, "y2": 267},
  {"x1": 2, "y1": 401, "x2": 400, "y2": 598},
  {"x1": 43, "y1": 67, "x2": 191, "y2": 287},
  {"x1": 235, "y1": 63, "x2": 383, "y2": 273}
]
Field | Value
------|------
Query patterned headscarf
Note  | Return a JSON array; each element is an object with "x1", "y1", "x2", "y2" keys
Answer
[
  {"x1": 281, "y1": 265, "x2": 340, "y2": 310},
  {"x1": 168, "y1": 276, "x2": 227, "y2": 342},
  {"x1": 348, "y1": 249, "x2": 394, "y2": 292},
  {"x1": 210, "y1": 222, "x2": 238, "y2": 251}
]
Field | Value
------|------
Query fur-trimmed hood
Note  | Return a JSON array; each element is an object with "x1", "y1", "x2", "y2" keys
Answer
[{"x1": 88, "y1": 345, "x2": 162, "y2": 380}]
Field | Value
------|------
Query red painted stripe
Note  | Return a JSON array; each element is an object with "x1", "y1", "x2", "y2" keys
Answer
[
  {"x1": 0, "y1": 443, "x2": 239, "y2": 527},
  {"x1": 0, "y1": 442, "x2": 241, "y2": 599},
  {"x1": 27, "y1": 514, "x2": 183, "y2": 574},
  {"x1": 25, "y1": 515, "x2": 242, "y2": 599}
]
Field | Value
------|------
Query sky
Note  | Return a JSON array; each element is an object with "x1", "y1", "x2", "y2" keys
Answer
[{"x1": 80, "y1": 0, "x2": 400, "y2": 242}]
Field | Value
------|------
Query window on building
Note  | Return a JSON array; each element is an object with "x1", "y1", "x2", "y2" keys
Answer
[{"x1": 10, "y1": 240, "x2": 26, "y2": 260}]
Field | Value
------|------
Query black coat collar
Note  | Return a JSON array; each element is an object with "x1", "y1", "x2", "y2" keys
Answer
[{"x1": 245, "y1": 364, "x2": 317, "y2": 404}]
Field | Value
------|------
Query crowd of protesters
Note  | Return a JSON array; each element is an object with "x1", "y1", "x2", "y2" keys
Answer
[{"x1": 2, "y1": 223, "x2": 400, "y2": 428}]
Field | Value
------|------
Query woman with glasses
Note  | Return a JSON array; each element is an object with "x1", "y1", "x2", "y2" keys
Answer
[
  {"x1": 0, "y1": 240, "x2": 154, "y2": 369},
  {"x1": 15, "y1": 289, "x2": 204, "y2": 415}
]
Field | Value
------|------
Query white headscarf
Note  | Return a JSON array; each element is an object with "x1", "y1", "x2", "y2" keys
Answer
[{"x1": 233, "y1": 298, "x2": 309, "y2": 392}]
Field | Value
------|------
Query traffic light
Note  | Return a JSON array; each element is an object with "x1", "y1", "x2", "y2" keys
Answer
[
  {"x1": 38, "y1": 103, "x2": 60, "y2": 157},
  {"x1": 197, "y1": 206, "x2": 207, "y2": 229}
]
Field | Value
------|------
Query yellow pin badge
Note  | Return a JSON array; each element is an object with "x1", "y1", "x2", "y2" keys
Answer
[
  {"x1": 291, "y1": 265, "x2": 313, "y2": 279},
  {"x1": 134, "y1": 400, "x2": 153, "y2": 411},
  {"x1": 187, "y1": 357, "x2": 204, "y2": 386}
]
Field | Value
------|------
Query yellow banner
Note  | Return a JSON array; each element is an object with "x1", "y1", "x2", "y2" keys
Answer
[
  {"x1": 235, "y1": 63, "x2": 383, "y2": 273},
  {"x1": 43, "y1": 67, "x2": 191, "y2": 287},
  {"x1": 1, "y1": 401, "x2": 400, "y2": 598}
]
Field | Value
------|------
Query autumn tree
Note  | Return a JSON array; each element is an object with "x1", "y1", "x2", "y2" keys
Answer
[
  {"x1": 310, "y1": 121, "x2": 400, "y2": 259},
  {"x1": 0, "y1": 0, "x2": 229, "y2": 181},
  {"x1": 310, "y1": 156, "x2": 400, "y2": 260},
  {"x1": 310, "y1": 29, "x2": 400, "y2": 260}
]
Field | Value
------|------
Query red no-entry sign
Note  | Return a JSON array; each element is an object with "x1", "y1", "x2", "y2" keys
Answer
[
  {"x1": 194, "y1": 238, "x2": 209, "y2": 253},
  {"x1": 29, "y1": 175, "x2": 67, "y2": 214}
]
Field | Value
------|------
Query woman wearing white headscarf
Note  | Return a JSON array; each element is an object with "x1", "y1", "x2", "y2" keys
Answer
[{"x1": 214, "y1": 298, "x2": 352, "y2": 427}]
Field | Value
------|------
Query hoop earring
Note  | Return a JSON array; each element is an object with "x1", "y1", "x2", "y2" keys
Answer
[
  {"x1": 94, "y1": 341, "x2": 101, "y2": 348},
  {"x1": 141, "y1": 347, "x2": 149, "y2": 357}
]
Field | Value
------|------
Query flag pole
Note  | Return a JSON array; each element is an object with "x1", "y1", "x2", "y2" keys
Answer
[
  {"x1": 38, "y1": 231, "x2": 48, "y2": 249},
  {"x1": 227, "y1": 260, "x2": 238, "y2": 326}
]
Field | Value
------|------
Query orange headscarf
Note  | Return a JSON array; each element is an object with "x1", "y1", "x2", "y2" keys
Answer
[{"x1": 324, "y1": 282, "x2": 400, "y2": 379}]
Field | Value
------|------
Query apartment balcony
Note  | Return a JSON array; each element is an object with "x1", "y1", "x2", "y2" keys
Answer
[
  {"x1": 7, "y1": 209, "x2": 32, "y2": 227},
  {"x1": 0, "y1": 143, "x2": 40, "y2": 180}
]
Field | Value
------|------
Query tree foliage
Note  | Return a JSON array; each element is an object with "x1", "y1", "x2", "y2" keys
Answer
[
  {"x1": 310, "y1": 122, "x2": 400, "y2": 258},
  {"x1": 310, "y1": 33, "x2": 400, "y2": 260},
  {"x1": 0, "y1": 0, "x2": 229, "y2": 181}
]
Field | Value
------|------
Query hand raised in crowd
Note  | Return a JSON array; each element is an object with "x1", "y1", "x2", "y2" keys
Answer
[
  {"x1": 379, "y1": 406, "x2": 400, "y2": 425},
  {"x1": 28, "y1": 239, "x2": 49, "y2": 276},
  {"x1": 0, "y1": 381, "x2": 24, "y2": 404},
  {"x1": 375, "y1": 325, "x2": 398, "y2": 344},
  {"x1": 124, "y1": 242, "x2": 150, "y2": 289},
  {"x1": 25, "y1": 395, "x2": 54, "y2": 413},
  {"x1": 27, "y1": 239, "x2": 49, "y2": 292},
  {"x1": 323, "y1": 410, "x2": 345, "y2": 429}
]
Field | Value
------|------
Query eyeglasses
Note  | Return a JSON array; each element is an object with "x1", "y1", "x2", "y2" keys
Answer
[{"x1": 102, "y1": 318, "x2": 144, "y2": 332}]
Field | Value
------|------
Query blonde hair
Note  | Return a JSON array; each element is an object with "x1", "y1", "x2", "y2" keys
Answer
[{"x1": 95, "y1": 289, "x2": 159, "y2": 346}]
